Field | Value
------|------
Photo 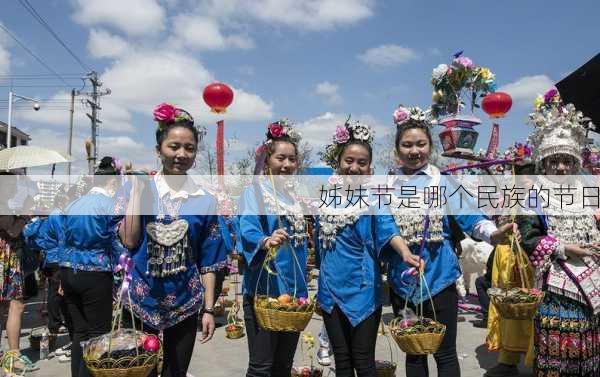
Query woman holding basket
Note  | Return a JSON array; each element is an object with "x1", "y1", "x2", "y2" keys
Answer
[
  {"x1": 238, "y1": 120, "x2": 309, "y2": 377},
  {"x1": 516, "y1": 90, "x2": 600, "y2": 377},
  {"x1": 315, "y1": 118, "x2": 416, "y2": 377},
  {"x1": 386, "y1": 105, "x2": 518, "y2": 377},
  {"x1": 119, "y1": 103, "x2": 226, "y2": 377}
]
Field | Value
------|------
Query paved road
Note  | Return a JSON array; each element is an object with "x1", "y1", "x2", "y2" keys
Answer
[{"x1": 8, "y1": 277, "x2": 532, "y2": 377}]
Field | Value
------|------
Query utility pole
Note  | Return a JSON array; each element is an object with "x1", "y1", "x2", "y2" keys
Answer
[
  {"x1": 67, "y1": 89, "x2": 75, "y2": 181},
  {"x1": 84, "y1": 71, "x2": 110, "y2": 174}
]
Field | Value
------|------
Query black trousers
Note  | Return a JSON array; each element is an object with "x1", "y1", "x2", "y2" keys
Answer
[
  {"x1": 60, "y1": 268, "x2": 113, "y2": 377},
  {"x1": 243, "y1": 295, "x2": 300, "y2": 377},
  {"x1": 475, "y1": 275, "x2": 491, "y2": 319},
  {"x1": 121, "y1": 310, "x2": 199, "y2": 377},
  {"x1": 391, "y1": 284, "x2": 460, "y2": 377},
  {"x1": 44, "y1": 263, "x2": 72, "y2": 337},
  {"x1": 322, "y1": 305, "x2": 381, "y2": 377}
]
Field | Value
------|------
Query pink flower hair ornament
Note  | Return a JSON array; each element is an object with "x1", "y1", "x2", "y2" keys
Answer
[{"x1": 153, "y1": 102, "x2": 194, "y2": 130}]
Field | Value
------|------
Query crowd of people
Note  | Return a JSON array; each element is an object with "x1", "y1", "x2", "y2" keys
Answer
[{"x1": 0, "y1": 89, "x2": 598, "y2": 377}]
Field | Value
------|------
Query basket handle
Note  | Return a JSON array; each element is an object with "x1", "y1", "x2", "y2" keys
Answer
[
  {"x1": 508, "y1": 165, "x2": 531, "y2": 290},
  {"x1": 253, "y1": 172, "x2": 307, "y2": 300},
  {"x1": 109, "y1": 267, "x2": 142, "y2": 358}
]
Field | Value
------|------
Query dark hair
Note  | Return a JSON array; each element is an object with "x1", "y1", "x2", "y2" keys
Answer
[
  {"x1": 394, "y1": 123, "x2": 433, "y2": 154},
  {"x1": 155, "y1": 110, "x2": 199, "y2": 147},
  {"x1": 514, "y1": 162, "x2": 535, "y2": 175},
  {"x1": 337, "y1": 140, "x2": 373, "y2": 165},
  {"x1": 94, "y1": 156, "x2": 119, "y2": 176}
]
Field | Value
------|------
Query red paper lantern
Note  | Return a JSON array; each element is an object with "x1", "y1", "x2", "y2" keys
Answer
[
  {"x1": 203, "y1": 82, "x2": 234, "y2": 113},
  {"x1": 482, "y1": 92, "x2": 512, "y2": 118}
]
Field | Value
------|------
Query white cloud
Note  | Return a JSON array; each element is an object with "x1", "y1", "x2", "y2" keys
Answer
[
  {"x1": 499, "y1": 75, "x2": 555, "y2": 104},
  {"x1": 87, "y1": 29, "x2": 130, "y2": 58},
  {"x1": 72, "y1": 0, "x2": 165, "y2": 36},
  {"x1": 15, "y1": 91, "x2": 135, "y2": 133},
  {"x1": 100, "y1": 49, "x2": 272, "y2": 122},
  {"x1": 295, "y1": 112, "x2": 389, "y2": 153},
  {"x1": 358, "y1": 44, "x2": 418, "y2": 67},
  {"x1": 0, "y1": 44, "x2": 9, "y2": 76},
  {"x1": 23, "y1": 128, "x2": 155, "y2": 174},
  {"x1": 190, "y1": 0, "x2": 374, "y2": 31},
  {"x1": 0, "y1": 24, "x2": 10, "y2": 75},
  {"x1": 245, "y1": 0, "x2": 374, "y2": 30},
  {"x1": 314, "y1": 81, "x2": 342, "y2": 105},
  {"x1": 172, "y1": 15, "x2": 254, "y2": 51}
]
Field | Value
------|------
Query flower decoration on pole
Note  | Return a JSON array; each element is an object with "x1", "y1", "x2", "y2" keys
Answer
[{"x1": 430, "y1": 52, "x2": 496, "y2": 119}]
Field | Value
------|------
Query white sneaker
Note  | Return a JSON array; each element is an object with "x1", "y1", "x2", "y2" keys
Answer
[
  {"x1": 316, "y1": 347, "x2": 331, "y2": 366},
  {"x1": 55, "y1": 343, "x2": 71, "y2": 356},
  {"x1": 58, "y1": 354, "x2": 71, "y2": 363}
]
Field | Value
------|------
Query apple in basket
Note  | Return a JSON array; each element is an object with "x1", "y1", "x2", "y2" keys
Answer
[
  {"x1": 142, "y1": 334, "x2": 160, "y2": 353},
  {"x1": 297, "y1": 297, "x2": 310, "y2": 307}
]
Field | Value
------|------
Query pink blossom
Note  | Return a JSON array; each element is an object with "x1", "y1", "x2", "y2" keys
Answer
[
  {"x1": 544, "y1": 87, "x2": 558, "y2": 103},
  {"x1": 269, "y1": 123, "x2": 285, "y2": 138},
  {"x1": 453, "y1": 56, "x2": 474, "y2": 69},
  {"x1": 393, "y1": 107, "x2": 410, "y2": 124},
  {"x1": 334, "y1": 125, "x2": 350, "y2": 143},
  {"x1": 153, "y1": 103, "x2": 176, "y2": 122}
]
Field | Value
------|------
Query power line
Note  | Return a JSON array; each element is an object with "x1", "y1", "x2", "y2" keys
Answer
[
  {"x1": 17, "y1": 0, "x2": 92, "y2": 72},
  {"x1": 0, "y1": 23, "x2": 70, "y2": 85},
  {"x1": 0, "y1": 74, "x2": 85, "y2": 78}
]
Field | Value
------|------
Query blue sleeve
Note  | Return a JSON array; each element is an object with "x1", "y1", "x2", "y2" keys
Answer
[
  {"x1": 219, "y1": 216, "x2": 235, "y2": 254},
  {"x1": 197, "y1": 198, "x2": 227, "y2": 273},
  {"x1": 23, "y1": 218, "x2": 48, "y2": 251},
  {"x1": 238, "y1": 186, "x2": 269, "y2": 268}
]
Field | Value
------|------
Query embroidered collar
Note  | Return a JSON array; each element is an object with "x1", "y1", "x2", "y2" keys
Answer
[{"x1": 154, "y1": 171, "x2": 205, "y2": 200}]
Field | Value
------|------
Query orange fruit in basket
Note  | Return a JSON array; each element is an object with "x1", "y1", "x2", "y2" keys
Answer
[{"x1": 277, "y1": 294, "x2": 292, "y2": 304}]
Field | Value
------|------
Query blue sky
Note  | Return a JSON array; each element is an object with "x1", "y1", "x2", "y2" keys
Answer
[{"x1": 1, "y1": 0, "x2": 599, "y2": 173}]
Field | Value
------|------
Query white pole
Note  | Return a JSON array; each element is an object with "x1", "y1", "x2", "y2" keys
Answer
[{"x1": 7, "y1": 91, "x2": 13, "y2": 149}]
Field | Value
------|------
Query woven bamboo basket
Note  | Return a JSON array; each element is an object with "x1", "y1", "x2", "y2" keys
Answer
[
  {"x1": 375, "y1": 360, "x2": 397, "y2": 377},
  {"x1": 254, "y1": 297, "x2": 314, "y2": 332},
  {"x1": 225, "y1": 324, "x2": 245, "y2": 339},
  {"x1": 389, "y1": 317, "x2": 445, "y2": 355},
  {"x1": 490, "y1": 290, "x2": 544, "y2": 320},
  {"x1": 85, "y1": 352, "x2": 160, "y2": 377}
]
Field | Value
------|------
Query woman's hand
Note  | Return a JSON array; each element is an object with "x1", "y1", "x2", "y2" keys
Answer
[
  {"x1": 199, "y1": 312, "x2": 215, "y2": 343},
  {"x1": 263, "y1": 228, "x2": 289, "y2": 249},
  {"x1": 490, "y1": 223, "x2": 520, "y2": 246},
  {"x1": 564, "y1": 244, "x2": 594, "y2": 257},
  {"x1": 401, "y1": 249, "x2": 425, "y2": 274}
]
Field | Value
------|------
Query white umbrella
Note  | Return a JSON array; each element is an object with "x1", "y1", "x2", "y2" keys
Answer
[{"x1": 0, "y1": 145, "x2": 71, "y2": 170}]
